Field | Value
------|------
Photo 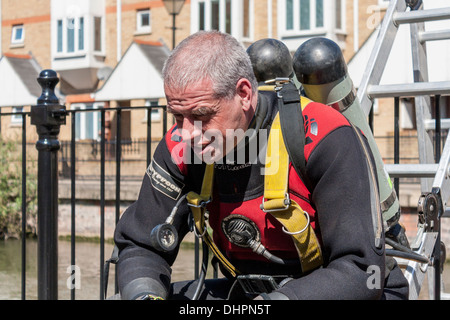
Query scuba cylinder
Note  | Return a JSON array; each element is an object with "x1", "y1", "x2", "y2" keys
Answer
[
  {"x1": 246, "y1": 38, "x2": 294, "y2": 89},
  {"x1": 292, "y1": 37, "x2": 409, "y2": 247}
]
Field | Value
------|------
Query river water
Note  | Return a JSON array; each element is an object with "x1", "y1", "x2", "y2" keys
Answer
[
  {"x1": 0, "y1": 238, "x2": 203, "y2": 300},
  {"x1": 0, "y1": 238, "x2": 449, "y2": 300}
]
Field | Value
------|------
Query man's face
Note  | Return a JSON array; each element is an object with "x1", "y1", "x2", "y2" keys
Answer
[{"x1": 165, "y1": 78, "x2": 253, "y2": 163}]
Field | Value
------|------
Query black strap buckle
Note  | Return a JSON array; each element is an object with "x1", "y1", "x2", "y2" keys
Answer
[{"x1": 236, "y1": 275, "x2": 280, "y2": 296}]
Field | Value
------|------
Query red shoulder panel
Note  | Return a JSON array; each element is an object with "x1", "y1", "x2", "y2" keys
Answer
[
  {"x1": 164, "y1": 124, "x2": 188, "y2": 176},
  {"x1": 302, "y1": 102, "x2": 351, "y2": 161}
]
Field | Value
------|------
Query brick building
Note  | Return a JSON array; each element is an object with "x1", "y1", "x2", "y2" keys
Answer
[
  {"x1": 0, "y1": 0, "x2": 390, "y2": 143},
  {"x1": 0, "y1": 0, "x2": 388, "y2": 173}
]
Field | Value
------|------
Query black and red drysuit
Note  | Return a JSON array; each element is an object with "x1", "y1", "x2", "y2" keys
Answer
[{"x1": 114, "y1": 90, "x2": 409, "y2": 300}]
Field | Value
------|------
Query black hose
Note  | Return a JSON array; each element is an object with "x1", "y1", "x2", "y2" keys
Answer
[
  {"x1": 386, "y1": 249, "x2": 430, "y2": 264},
  {"x1": 385, "y1": 237, "x2": 430, "y2": 264},
  {"x1": 192, "y1": 240, "x2": 209, "y2": 300},
  {"x1": 385, "y1": 237, "x2": 411, "y2": 253},
  {"x1": 261, "y1": 250, "x2": 300, "y2": 266}
]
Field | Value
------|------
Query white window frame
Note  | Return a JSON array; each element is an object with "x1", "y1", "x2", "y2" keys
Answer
[
  {"x1": 378, "y1": 0, "x2": 390, "y2": 9},
  {"x1": 191, "y1": 0, "x2": 253, "y2": 42},
  {"x1": 277, "y1": 0, "x2": 347, "y2": 39},
  {"x1": 55, "y1": 16, "x2": 86, "y2": 56},
  {"x1": 11, "y1": 24, "x2": 25, "y2": 45},
  {"x1": 136, "y1": 9, "x2": 151, "y2": 34},
  {"x1": 241, "y1": 0, "x2": 254, "y2": 41},
  {"x1": 400, "y1": 98, "x2": 415, "y2": 130},
  {"x1": 71, "y1": 102, "x2": 104, "y2": 141},
  {"x1": 335, "y1": 0, "x2": 346, "y2": 34},
  {"x1": 280, "y1": 0, "x2": 326, "y2": 37},
  {"x1": 93, "y1": 16, "x2": 104, "y2": 54},
  {"x1": 144, "y1": 100, "x2": 161, "y2": 122},
  {"x1": 11, "y1": 107, "x2": 24, "y2": 125}
]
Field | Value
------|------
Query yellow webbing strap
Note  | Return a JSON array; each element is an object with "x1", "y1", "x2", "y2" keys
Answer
[
  {"x1": 186, "y1": 164, "x2": 240, "y2": 277},
  {"x1": 258, "y1": 85, "x2": 277, "y2": 91},
  {"x1": 261, "y1": 112, "x2": 323, "y2": 273}
]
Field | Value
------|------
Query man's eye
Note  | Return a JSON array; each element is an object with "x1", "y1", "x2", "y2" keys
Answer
[{"x1": 192, "y1": 114, "x2": 210, "y2": 122}]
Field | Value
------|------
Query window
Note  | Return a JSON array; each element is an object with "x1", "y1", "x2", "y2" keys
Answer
[
  {"x1": 242, "y1": 0, "x2": 250, "y2": 38},
  {"x1": 11, "y1": 25, "x2": 25, "y2": 45},
  {"x1": 286, "y1": 0, "x2": 294, "y2": 30},
  {"x1": 145, "y1": 100, "x2": 161, "y2": 122},
  {"x1": 78, "y1": 17, "x2": 85, "y2": 50},
  {"x1": 56, "y1": 17, "x2": 85, "y2": 54},
  {"x1": 52, "y1": 1, "x2": 105, "y2": 63},
  {"x1": 400, "y1": 98, "x2": 415, "y2": 130},
  {"x1": 11, "y1": 107, "x2": 24, "y2": 124},
  {"x1": 199, "y1": 2, "x2": 206, "y2": 30},
  {"x1": 378, "y1": 0, "x2": 390, "y2": 8},
  {"x1": 211, "y1": 0, "x2": 219, "y2": 30},
  {"x1": 335, "y1": 0, "x2": 343, "y2": 30},
  {"x1": 225, "y1": 0, "x2": 231, "y2": 34},
  {"x1": 283, "y1": 0, "x2": 325, "y2": 33},
  {"x1": 316, "y1": 0, "x2": 324, "y2": 28},
  {"x1": 71, "y1": 103, "x2": 103, "y2": 140},
  {"x1": 57, "y1": 20, "x2": 63, "y2": 52},
  {"x1": 67, "y1": 18, "x2": 75, "y2": 52},
  {"x1": 195, "y1": 0, "x2": 252, "y2": 40},
  {"x1": 94, "y1": 17, "x2": 102, "y2": 52},
  {"x1": 136, "y1": 9, "x2": 151, "y2": 33}
]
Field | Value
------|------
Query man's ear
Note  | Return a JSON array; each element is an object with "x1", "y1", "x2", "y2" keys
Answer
[{"x1": 236, "y1": 78, "x2": 253, "y2": 111}]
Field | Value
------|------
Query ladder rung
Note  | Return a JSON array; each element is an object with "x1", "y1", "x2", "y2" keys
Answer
[
  {"x1": 385, "y1": 164, "x2": 438, "y2": 178},
  {"x1": 420, "y1": 30, "x2": 450, "y2": 42},
  {"x1": 424, "y1": 118, "x2": 450, "y2": 130},
  {"x1": 443, "y1": 209, "x2": 450, "y2": 218},
  {"x1": 394, "y1": 7, "x2": 450, "y2": 25},
  {"x1": 367, "y1": 81, "x2": 450, "y2": 99}
]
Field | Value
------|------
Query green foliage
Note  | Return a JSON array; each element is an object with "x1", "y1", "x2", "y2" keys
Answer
[{"x1": 0, "y1": 137, "x2": 37, "y2": 240}]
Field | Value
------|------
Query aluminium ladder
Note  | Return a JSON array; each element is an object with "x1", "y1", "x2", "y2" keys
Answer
[{"x1": 356, "y1": 0, "x2": 450, "y2": 300}]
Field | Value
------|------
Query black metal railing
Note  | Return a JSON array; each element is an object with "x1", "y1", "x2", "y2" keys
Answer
[
  {"x1": 65, "y1": 106, "x2": 168, "y2": 300},
  {"x1": 0, "y1": 71, "x2": 170, "y2": 300}
]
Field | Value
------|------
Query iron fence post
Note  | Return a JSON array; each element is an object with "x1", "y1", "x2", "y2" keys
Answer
[{"x1": 31, "y1": 69, "x2": 66, "y2": 300}]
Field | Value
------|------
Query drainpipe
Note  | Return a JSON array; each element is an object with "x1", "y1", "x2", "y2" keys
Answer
[
  {"x1": 267, "y1": 0, "x2": 272, "y2": 38},
  {"x1": 354, "y1": 0, "x2": 359, "y2": 53},
  {"x1": 0, "y1": 0, "x2": 2, "y2": 56},
  {"x1": 117, "y1": 0, "x2": 121, "y2": 62}
]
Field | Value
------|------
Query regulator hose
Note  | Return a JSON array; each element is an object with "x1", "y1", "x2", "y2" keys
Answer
[
  {"x1": 192, "y1": 240, "x2": 209, "y2": 300},
  {"x1": 385, "y1": 237, "x2": 430, "y2": 264},
  {"x1": 249, "y1": 240, "x2": 300, "y2": 266}
]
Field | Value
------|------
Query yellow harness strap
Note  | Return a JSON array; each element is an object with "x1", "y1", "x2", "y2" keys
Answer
[
  {"x1": 186, "y1": 164, "x2": 240, "y2": 277},
  {"x1": 258, "y1": 85, "x2": 277, "y2": 91},
  {"x1": 261, "y1": 108, "x2": 323, "y2": 273}
]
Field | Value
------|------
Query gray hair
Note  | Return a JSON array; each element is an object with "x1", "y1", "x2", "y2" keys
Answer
[{"x1": 162, "y1": 30, "x2": 258, "y2": 100}]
